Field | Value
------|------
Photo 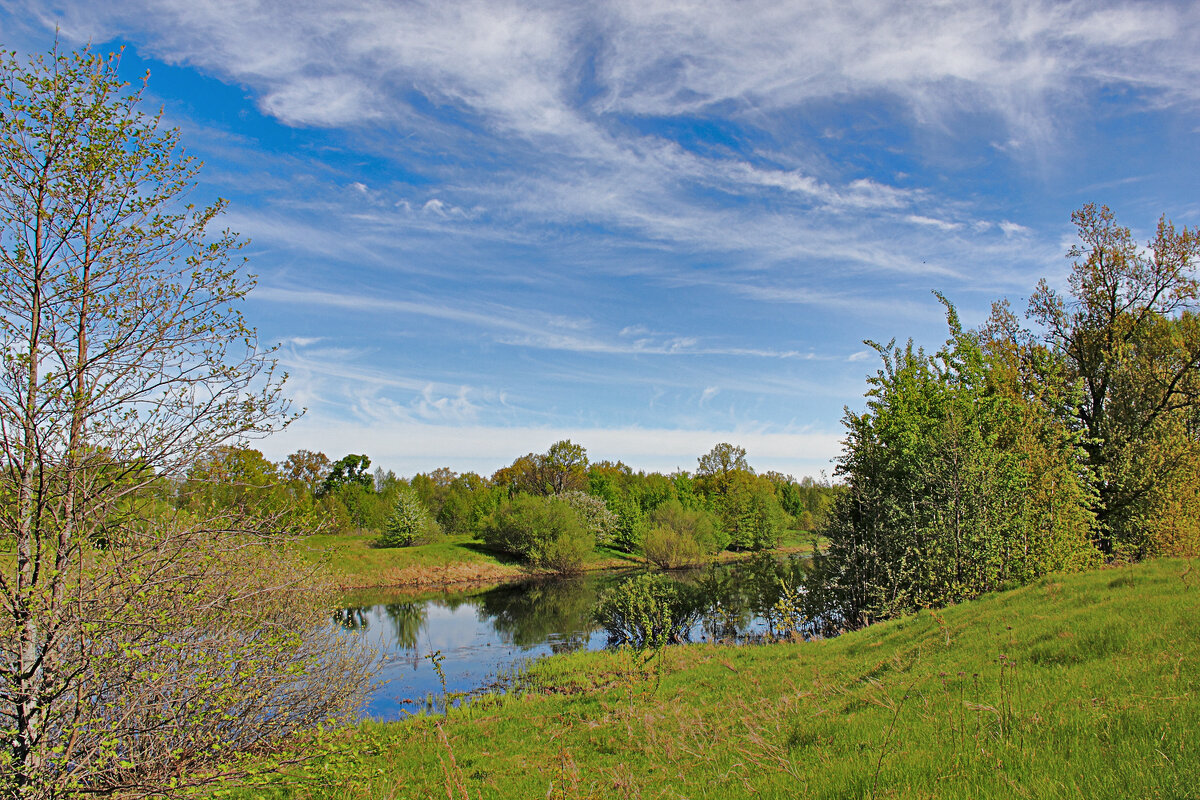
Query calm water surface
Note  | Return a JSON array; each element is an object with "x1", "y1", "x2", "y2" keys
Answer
[{"x1": 337, "y1": 557, "x2": 812, "y2": 720}]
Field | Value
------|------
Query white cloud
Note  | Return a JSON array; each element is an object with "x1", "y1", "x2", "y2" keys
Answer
[
  {"x1": 906, "y1": 214, "x2": 961, "y2": 231},
  {"x1": 258, "y1": 285, "x2": 822, "y2": 357},
  {"x1": 999, "y1": 220, "x2": 1031, "y2": 236}
]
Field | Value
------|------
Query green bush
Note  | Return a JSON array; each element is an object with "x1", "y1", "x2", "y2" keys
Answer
[
  {"x1": 642, "y1": 526, "x2": 703, "y2": 569},
  {"x1": 378, "y1": 487, "x2": 440, "y2": 547},
  {"x1": 593, "y1": 573, "x2": 703, "y2": 648},
  {"x1": 480, "y1": 494, "x2": 593, "y2": 572},
  {"x1": 641, "y1": 501, "x2": 725, "y2": 568},
  {"x1": 607, "y1": 494, "x2": 648, "y2": 553}
]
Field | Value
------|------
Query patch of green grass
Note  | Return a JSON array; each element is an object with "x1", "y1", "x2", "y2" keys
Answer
[
  {"x1": 288, "y1": 529, "x2": 810, "y2": 592},
  {"x1": 285, "y1": 531, "x2": 522, "y2": 589},
  {"x1": 288, "y1": 531, "x2": 647, "y2": 591},
  {"x1": 215, "y1": 558, "x2": 1200, "y2": 799}
]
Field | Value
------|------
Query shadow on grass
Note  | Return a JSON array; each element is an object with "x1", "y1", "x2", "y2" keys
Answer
[{"x1": 458, "y1": 540, "x2": 526, "y2": 566}]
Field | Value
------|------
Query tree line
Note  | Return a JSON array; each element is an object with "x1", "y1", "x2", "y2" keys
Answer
[{"x1": 174, "y1": 439, "x2": 841, "y2": 572}]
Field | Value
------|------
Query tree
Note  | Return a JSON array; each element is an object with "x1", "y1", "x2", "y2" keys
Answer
[
  {"x1": 280, "y1": 448, "x2": 331, "y2": 496},
  {"x1": 695, "y1": 442, "x2": 749, "y2": 488},
  {"x1": 694, "y1": 444, "x2": 785, "y2": 550},
  {"x1": 560, "y1": 489, "x2": 618, "y2": 546},
  {"x1": 0, "y1": 45, "x2": 371, "y2": 797},
  {"x1": 1029, "y1": 204, "x2": 1200, "y2": 555},
  {"x1": 319, "y1": 453, "x2": 373, "y2": 496},
  {"x1": 493, "y1": 440, "x2": 588, "y2": 496},
  {"x1": 543, "y1": 439, "x2": 589, "y2": 494},
  {"x1": 480, "y1": 494, "x2": 593, "y2": 573},
  {"x1": 378, "y1": 486, "x2": 440, "y2": 547},
  {"x1": 642, "y1": 501, "x2": 725, "y2": 569},
  {"x1": 818, "y1": 298, "x2": 1096, "y2": 627}
]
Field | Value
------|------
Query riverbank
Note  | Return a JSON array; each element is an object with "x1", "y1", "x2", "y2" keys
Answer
[
  {"x1": 218, "y1": 558, "x2": 1198, "y2": 799},
  {"x1": 288, "y1": 529, "x2": 822, "y2": 593}
]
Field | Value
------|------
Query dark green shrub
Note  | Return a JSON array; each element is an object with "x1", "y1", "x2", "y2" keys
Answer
[
  {"x1": 481, "y1": 494, "x2": 593, "y2": 572},
  {"x1": 607, "y1": 494, "x2": 647, "y2": 553}
]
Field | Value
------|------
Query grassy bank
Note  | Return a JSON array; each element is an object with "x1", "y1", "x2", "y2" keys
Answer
[
  {"x1": 220, "y1": 558, "x2": 1198, "y2": 799},
  {"x1": 289, "y1": 529, "x2": 822, "y2": 591}
]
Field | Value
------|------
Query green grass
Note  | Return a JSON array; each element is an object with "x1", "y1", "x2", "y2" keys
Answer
[
  {"x1": 289, "y1": 530, "x2": 822, "y2": 592},
  {"x1": 286, "y1": 531, "x2": 523, "y2": 589},
  {"x1": 217, "y1": 558, "x2": 1199, "y2": 799}
]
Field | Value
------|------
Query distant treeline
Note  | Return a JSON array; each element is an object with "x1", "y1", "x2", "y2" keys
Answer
[{"x1": 172, "y1": 439, "x2": 840, "y2": 571}]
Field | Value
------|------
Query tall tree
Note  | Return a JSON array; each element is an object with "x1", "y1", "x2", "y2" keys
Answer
[
  {"x1": 0, "y1": 46, "x2": 369, "y2": 797},
  {"x1": 280, "y1": 448, "x2": 331, "y2": 495},
  {"x1": 1028, "y1": 204, "x2": 1200, "y2": 555},
  {"x1": 494, "y1": 440, "x2": 589, "y2": 496}
]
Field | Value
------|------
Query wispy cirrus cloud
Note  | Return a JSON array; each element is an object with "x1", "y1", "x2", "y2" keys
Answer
[{"x1": 6, "y1": 0, "x2": 1196, "y2": 474}]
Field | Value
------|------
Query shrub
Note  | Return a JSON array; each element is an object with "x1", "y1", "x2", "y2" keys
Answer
[
  {"x1": 642, "y1": 526, "x2": 703, "y2": 569},
  {"x1": 608, "y1": 494, "x2": 648, "y2": 553},
  {"x1": 594, "y1": 573, "x2": 703, "y2": 648},
  {"x1": 378, "y1": 487, "x2": 441, "y2": 547},
  {"x1": 641, "y1": 501, "x2": 726, "y2": 568},
  {"x1": 481, "y1": 494, "x2": 593, "y2": 572}
]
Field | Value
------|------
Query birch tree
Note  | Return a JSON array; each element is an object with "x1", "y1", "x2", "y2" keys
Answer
[{"x1": 0, "y1": 45, "x2": 371, "y2": 798}]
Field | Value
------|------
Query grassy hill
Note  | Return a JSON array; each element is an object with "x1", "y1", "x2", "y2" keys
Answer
[{"x1": 222, "y1": 559, "x2": 1199, "y2": 799}]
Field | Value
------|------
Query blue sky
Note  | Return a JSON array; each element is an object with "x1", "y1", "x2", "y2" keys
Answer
[{"x1": 3, "y1": 0, "x2": 1199, "y2": 478}]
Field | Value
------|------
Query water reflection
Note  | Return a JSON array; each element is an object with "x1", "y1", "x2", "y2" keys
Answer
[
  {"x1": 477, "y1": 576, "x2": 602, "y2": 652},
  {"x1": 340, "y1": 556, "x2": 814, "y2": 720}
]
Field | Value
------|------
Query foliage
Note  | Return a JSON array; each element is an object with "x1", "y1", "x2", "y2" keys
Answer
[
  {"x1": 712, "y1": 470, "x2": 790, "y2": 551},
  {"x1": 693, "y1": 444, "x2": 790, "y2": 551},
  {"x1": 593, "y1": 573, "x2": 703, "y2": 649},
  {"x1": 280, "y1": 449, "x2": 332, "y2": 496},
  {"x1": 0, "y1": 44, "x2": 374, "y2": 798},
  {"x1": 560, "y1": 490, "x2": 618, "y2": 545},
  {"x1": 605, "y1": 492, "x2": 648, "y2": 553},
  {"x1": 642, "y1": 526, "x2": 702, "y2": 570},
  {"x1": 819, "y1": 297, "x2": 1097, "y2": 627},
  {"x1": 480, "y1": 494, "x2": 594, "y2": 573},
  {"x1": 378, "y1": 486, "x2": 441, "y2": 547},
  {"x1": 1028, "y1": 204, "x2": 1200, "y2": 557},
  {"x1": 320, "y1": 454, "x2": 373, "y2": 497},
  {"x1": 431, "y1": 472, "x2": 498, "y2": 537},
  {"x1": 695, "y1": 442, "x2": 749, "y2": 482},
  {"x1": 641, "y1": 501, "x2": 725, "y2": 569},
  {"x1": 493, "y1": 440, "x2": 589, "y2": 496},
  {"x1": 179, "y1": 446, "x2": 324, "y2": 534}
]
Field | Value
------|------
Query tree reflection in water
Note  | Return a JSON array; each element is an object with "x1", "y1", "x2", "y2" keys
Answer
[
  {"x1": 477, "y1": 574, "x2": 610, "y2": 653},
  {"x1": 332, "y1": 606, "x2": 371, "y2": 632},
  {"x1": 380, "y1": 602, "x2": 427, "y2": 650}
]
